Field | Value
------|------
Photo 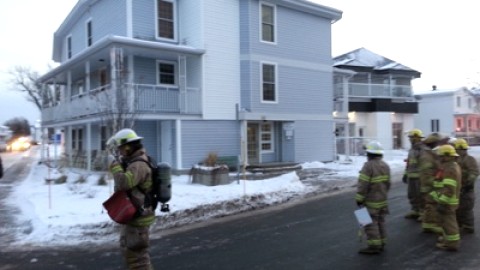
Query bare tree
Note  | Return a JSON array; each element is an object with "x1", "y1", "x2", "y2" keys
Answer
[{"x1": 8, "y1": 66, "x2": 55, "y2": 111}]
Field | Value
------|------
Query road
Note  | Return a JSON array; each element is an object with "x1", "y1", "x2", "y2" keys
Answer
[{"x1": 1, "y1": 150, "x2": 480, "y2": 269}]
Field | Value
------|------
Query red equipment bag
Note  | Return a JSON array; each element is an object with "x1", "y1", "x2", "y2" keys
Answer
[{"x1": 103, "y1": 191, "x2": 137, "y2": 224}]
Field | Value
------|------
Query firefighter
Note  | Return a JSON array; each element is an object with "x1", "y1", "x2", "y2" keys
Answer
[
  {"x1": 419, "y1": 133, "x2": 442, "y2": 233},
  {"x1": 453, "y1": 138, "x2": 479, "y2": 234},
  {"x1": 109, "y1": 128, "x2": 155, "y2": 269},
  {"x1": 403, "y1": 128, "x2": 424, "y2": 219},
  {"x1": 355, "y1": 141, "x2": 391, "y2": 254},
  {"x1": 430, "y1": 144, "x2": 461, "y2": 251}
]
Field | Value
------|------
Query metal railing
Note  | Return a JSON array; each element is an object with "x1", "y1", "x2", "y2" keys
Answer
[{"x1": 334, "y1": 83, "x2": 413, "y2": 98}]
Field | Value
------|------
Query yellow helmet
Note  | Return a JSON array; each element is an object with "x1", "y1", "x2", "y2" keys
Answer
[
  {"x1": 436, "y1": 144, "x2": 459, "y2": 157},
  {"x1": 408, "y1": 128, "x2": 424, "y2": 138},
  {"x1": 365, "y1": 141, "x2": 384, "y2": 155},
  {"x1": 453, "y1": 138, "x2": 469, "y2": 150}
]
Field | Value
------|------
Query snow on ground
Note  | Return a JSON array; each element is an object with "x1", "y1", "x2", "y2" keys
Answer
[{"x1": 3, "y1": 145, "x2": 413, "y2": 247}]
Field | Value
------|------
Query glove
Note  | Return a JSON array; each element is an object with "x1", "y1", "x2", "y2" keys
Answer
[
  {"x1": 356, "y1": 201, "x2": 364, "y2": 208},
  {"x1": 402, "y1": 175, "x2": 408, "y2": 184}
]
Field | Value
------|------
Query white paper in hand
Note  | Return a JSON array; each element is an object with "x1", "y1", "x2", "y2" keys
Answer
[{"x1": 354, "y1": 207, "x2": 372, "y2": 227}]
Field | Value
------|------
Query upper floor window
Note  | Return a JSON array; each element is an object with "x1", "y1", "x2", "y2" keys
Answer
[
  {"x1": 468, "y1": 98, "x2": 472, "y2": 108},
  {"x1": 67, "y1": 35, "x2": 72, "y2": 59},
  {"x1": 157, "y1": 61, "x2": 176, "y2": 85},
  {"x1": 456, "y1": 96, "x2": 461, "y2": 107},
  {"x1": 86, "y1": 20, "x2": 93, "y2": 47},
  {"x1": 261, "y1": 62, "x2": 277, "y2": 102},
  {"x1": 156, "y1": 0, "x2": 176, "y2": 40},
  {"x1": 260, "y1": 3, "x2": 276, "y2": 43}
]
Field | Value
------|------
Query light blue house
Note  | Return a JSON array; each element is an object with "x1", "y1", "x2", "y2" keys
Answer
[{"x1": 38, "y1": 0, "x2": 342, "y2": 171}]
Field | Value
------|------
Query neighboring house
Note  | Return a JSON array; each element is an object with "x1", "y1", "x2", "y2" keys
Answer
[
  {"x1": 414, "y1": 87, "x2": 480, "y2": 145},
  {"x1": 332, "y1": 48, "x2": 421, "y2": 152},
  {"x1": 38, "y1": 0, "x2": 342, "y2": 171}
]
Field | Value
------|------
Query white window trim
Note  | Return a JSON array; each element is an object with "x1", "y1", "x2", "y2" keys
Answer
[
  {"x1": 260, "y1": 61, "x2": 278, "y2": 104},
  {"x1": 155, "y1": 0, "x2": 177, "y2": 42},
  {"x1": 66, "y1": 35, "x2": 72, "y2": 60},
  {"x1": 156, "y1": 60, "x2": 178, "y2": 86},
  {"x1": 85, "y1": 18, "x2": 93, "y2": 47},
  {"x1": 259, "y1": 2, "x2": 277, "y2": 45},
  {"x1": 260, "y1": 122, "x2": 274, "y2": 153}
]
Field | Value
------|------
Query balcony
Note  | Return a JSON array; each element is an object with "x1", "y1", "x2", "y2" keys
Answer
[
  {"x1": 41, "y1": 83, "x2": 202, "y2": 124},
  {"x1": 334, "y1": 83, "x2": 413, "y2": 99}
]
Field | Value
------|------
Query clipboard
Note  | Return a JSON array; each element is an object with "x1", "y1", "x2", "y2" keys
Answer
[{"x1": 354, "y1": 207, "x2": 373, "y2": 227}]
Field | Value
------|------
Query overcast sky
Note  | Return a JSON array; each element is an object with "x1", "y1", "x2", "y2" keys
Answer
[{"x1": 0, "y1": 0, "x2": 479, "y2": 125}]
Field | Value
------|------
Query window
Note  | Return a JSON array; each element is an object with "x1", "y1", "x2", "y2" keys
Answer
[
  {"x1": 157, "y1": 61, "x2": 176, "y2": 85},
  {"x1": 100, "y1": 126, "x2": 108, "y2": 151},
  {"x1": 156, "y1": 0, "x2": 176, "y2": 40},
  {"x1": 78, "y1": 128, "x2": 83, "y2": 151},
  {"x1": 86, "y1": 20, "x2": 93, "y2": 47},
  {"x1": 67, "y1": 35, "x2": 72, "y2": 59},
  {"x1": 456, "y1": 118, "x2": 462, "y2": 131},
  {"x1": 262, "y1": 63, "x2": 277, "y2": 102},
  {"x1": 456, "y1": 96, "x2": 461, "y2": 107},
  {"x1": 99, "y1": 68, "x2": 108, "y2": 91},
  {"x1": 431, "y1": 119, "x2": 440, "y2": 132},
  {"x1": 468, "y1": 98, "x2": 472, "y2": 109},
  {"x1": 261, "y1": 3, "x2": 275, "y2": 43},
  {"x1": 72, "y1": 80, "x2": 84, "y2": 97},
  {"x1": 260, "y1": 122, "x2": 274, "y2": 152}
]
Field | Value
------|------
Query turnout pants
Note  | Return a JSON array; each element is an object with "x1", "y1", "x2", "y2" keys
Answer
[
  {"x1": 364, "y1": 208, "x2": 388, "y2": 248},
  {"x1": 456, "y1": 190, "x2": 475, "y2": 229},
  {"x1": 120, "y1": 225, "x2": 153, "y2": 270},
  {"x1": 422, "y1": 194, "x2": 442, "y2": 234},
  {"x1": 407, "y1": 178, "x2": 421, "y2": 212},
  {"x1": 437, "y1": 205, "x2": 460, "y2": 249}
]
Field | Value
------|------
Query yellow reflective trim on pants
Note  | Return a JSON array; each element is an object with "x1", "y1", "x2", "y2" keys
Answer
[
  {"x1": 365, "y1": 201, "x2": 387, "y2": 209},
  {"x1": 443, "y1": 178, "x2": 457, "y2": 187},
  {"x1": 445, "y1": 233, "x2": 460, "y2": 241},
  {"x1": 367, "y1": 239, "x2": 383, "y2": 246}
]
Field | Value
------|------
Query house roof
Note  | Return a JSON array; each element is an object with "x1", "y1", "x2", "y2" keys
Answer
[{"x1": 333, "y1": 47, "x2": 421, "y2": 77}]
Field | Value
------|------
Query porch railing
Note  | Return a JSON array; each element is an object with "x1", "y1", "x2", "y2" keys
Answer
[
  {"x1": 41, "y1": 83, "x2": 202, "y2": 123},
  {"x1": 334, "y1": 83, "x2": 413, "y2": 98}
]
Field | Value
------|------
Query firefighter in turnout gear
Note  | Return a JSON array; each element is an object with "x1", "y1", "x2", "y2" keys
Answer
[
  {"x1": 109, "y1": 128, "x2": 155, "y2": 269},
  {"x1": 453, "y1": 138, "x2": 479, "y2": 234},
  {"x1": 430, "y1": 144, "x2": 462, "y2": 251},
  {"x1": 355, "y1": 141, "x2": 391, "y2": 254},
  {"x1": 419, "y1": 133, "x2": 442, "y2": 233},
  {"x1": 404, "y1": 128, "x2": 424, "y2": 219}
]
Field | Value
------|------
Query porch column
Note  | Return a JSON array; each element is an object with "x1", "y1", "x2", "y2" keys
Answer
[
  {"x1": 66, "y1": 125, "x2": 73, "y2": 168},
  {"x1": 175, "y1": 119, "x2": 182, "y2": 169},
  {"x1": 86, "y1": 123, "x2": 92, "y2": 171},
  {"x1": 85, "y1": 61, "x2": 91, "y2": 92},
  {"x1": 178, "y1": 55, "x2": 187, "y2": 113}
]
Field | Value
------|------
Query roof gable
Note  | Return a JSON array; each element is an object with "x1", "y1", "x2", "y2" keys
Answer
[{"x1": 333, "y1": 47, "x2": 420, "y2": 76}]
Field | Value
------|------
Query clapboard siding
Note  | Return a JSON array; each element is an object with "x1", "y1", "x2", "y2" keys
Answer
[
  {"x1": 294, "y1": 120, "x2": 335, "y2": 162},
  {"x1": 181, "y1": 120, "x2": 240, "y2": 168}
]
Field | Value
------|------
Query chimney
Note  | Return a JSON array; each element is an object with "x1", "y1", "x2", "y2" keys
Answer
[{"x1": 432, "y1": 85, "x2": 437, "y2": 91}]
